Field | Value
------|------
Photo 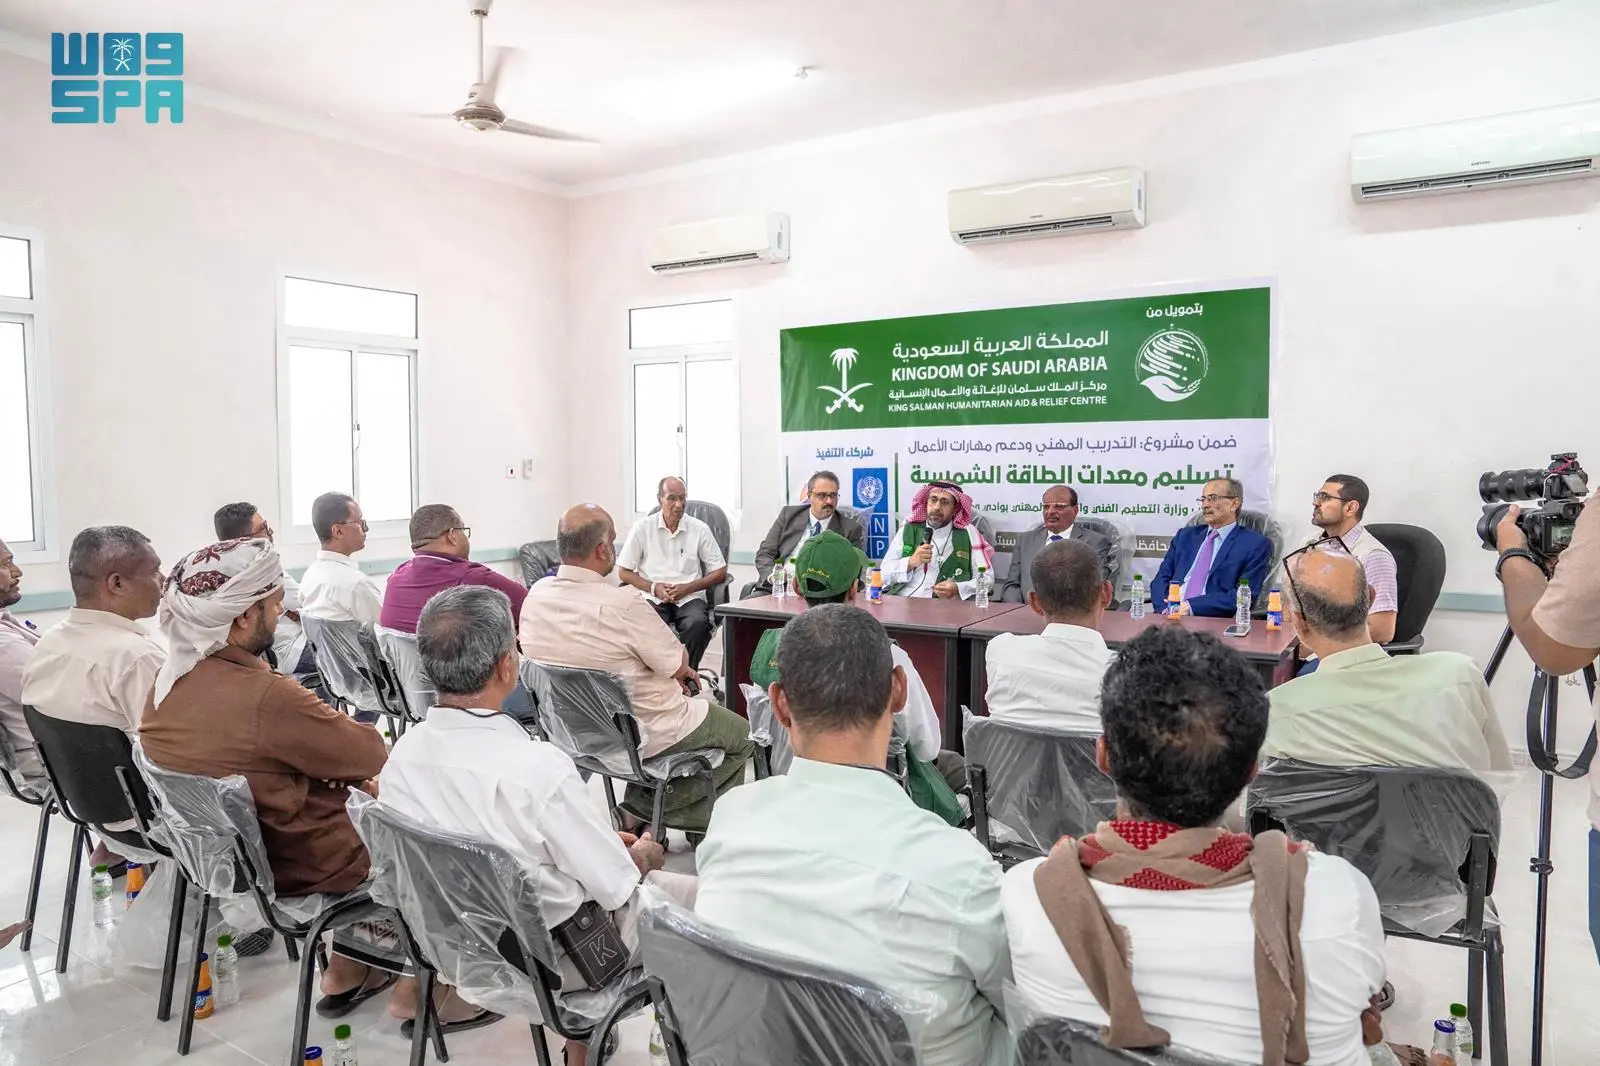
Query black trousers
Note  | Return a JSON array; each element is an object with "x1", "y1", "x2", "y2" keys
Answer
[{"x1": 654, "y1": 598, "x2": 715, "y2": 669}]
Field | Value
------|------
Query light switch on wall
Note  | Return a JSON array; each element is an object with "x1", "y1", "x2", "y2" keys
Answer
[
  {"x1": 504, "y1": 464, "x2": 518, "y2": 479},
  {"x1": 522, "y1": 459, "x2": 535, "y2": 478}
]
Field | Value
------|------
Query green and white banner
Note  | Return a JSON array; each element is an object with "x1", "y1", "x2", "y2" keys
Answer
[{"x1": 778, "y1": 284, "x2": 1273, "y2": 558}]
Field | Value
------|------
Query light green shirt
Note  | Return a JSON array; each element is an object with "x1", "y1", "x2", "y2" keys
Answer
[
  {"x1": 1265, "y1": 644, "x2": 1513, "y2": 772},
  {"x1": 695, "y1": 757, "x2": 1011, "y2": 1066}
]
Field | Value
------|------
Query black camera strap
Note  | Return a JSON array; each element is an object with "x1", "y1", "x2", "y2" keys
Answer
[{"x1": 1524, "y1": 668, "x2": 1598, "y2": 779}]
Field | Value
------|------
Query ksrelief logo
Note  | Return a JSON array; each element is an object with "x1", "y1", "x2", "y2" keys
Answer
[
  {"x1": 1136, "y1": 329, "x2": 1208, "y2": 403},
  {"x1": 819, "y1": 347, "x2": 872, "y2": 414}
]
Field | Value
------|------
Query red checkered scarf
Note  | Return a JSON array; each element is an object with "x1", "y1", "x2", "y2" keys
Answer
[
  {"x1": 908, "y1": 481, "x2": 975, "y2": 529},
  {"x1": 1033, "y1": 820, "x2": 1310, "y2": 1064}
]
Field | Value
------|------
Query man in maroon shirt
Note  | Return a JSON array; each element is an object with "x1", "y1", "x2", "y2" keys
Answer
[{"x1": 380, "y1": 505, "x2": 528, "y2": 633}]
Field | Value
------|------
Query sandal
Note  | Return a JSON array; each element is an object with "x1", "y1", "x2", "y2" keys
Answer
[
  {"x1": 399, "y1": 1010, "x2": 503, "y2": 1039},
  {"x1": 315, "y1": 967, "x2": 398, "y2": 1018}
]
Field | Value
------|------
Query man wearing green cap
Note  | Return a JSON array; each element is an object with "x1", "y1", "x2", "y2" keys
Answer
[{"x1": 750, "y1": 532, "x2": 964, "y2": 800}]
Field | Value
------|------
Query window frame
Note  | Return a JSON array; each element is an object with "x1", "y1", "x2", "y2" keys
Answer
[
  {"x1": 275, "y1": 274, "x2": 422, "y2": 544},
  {"x1": 0, "y1": 225, "x2": 58, "y2": 563}
]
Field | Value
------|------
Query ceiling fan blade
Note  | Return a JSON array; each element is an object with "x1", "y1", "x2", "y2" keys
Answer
[{"x1": 500, "y1": 118, "x2": 598, "y2": 143}]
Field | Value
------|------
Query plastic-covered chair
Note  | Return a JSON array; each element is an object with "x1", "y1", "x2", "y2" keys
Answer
[
  {"x1": 1015, "y1": 1016, "x2": 1234, "y2": 1065},
  {"x1": 522, "y1": 660, "x2": 723, "y2": 840},
  {"x1": 376, "y1": 626, "x2": 437, "y2": 724},
  {"x1": 636, "y1": 889, "x2": 920, "y2": 1066},
  {"x1": 0, "y1": 718, "x2": 55, "y2": 956},
  {"x1": 1247, "y1": 759, "x2": 1508, "y2": 1066},
  {"x1": 348, "y1": 791, "x2": 642, "y2": 1066},
  {"x1": 964, "y1": 713, "x2": 1116, "y2": 866},
  {"x1": 302, "y1": 616, "x2": 413, "y2": 734},
  {"x1": 131, "y1": 743, "x2": 394, "y2": 1060},
  {"x1": 1074, "y1": 514, "x2": 1134, "y2": 603},
  {"x1": 740, "y1": 683, "x2": 794, "y2": 779},
  {"x1": 519, "y1": 540, "x2": 561, "y2": 588}
]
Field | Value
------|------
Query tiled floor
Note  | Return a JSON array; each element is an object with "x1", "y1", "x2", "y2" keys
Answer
[{"x1": 1, "y1": 758, "x2": 1595, "y2": 1065}]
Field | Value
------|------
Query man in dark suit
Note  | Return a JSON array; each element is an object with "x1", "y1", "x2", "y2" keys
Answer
[
  {"x1": 1150, "y1": 477, "x2": 1273, "y2": 617},
  {"x1": 999, "y1": 485, "x2": 1118, "y2": 604},
  {"x1": 745, "y1": 471, "x2": 866, "y2": 598}
]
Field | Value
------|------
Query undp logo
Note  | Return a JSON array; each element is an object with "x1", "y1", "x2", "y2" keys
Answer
[
  {"x1": 1136, "y1": 328, "x2": 1208, "y2": 403},
  {"x1": 856, "y1": 474, "x2": 885, "y2": 507},
  {"x1": 51, "y1": 32, "x2": 185, "y2": 124}
]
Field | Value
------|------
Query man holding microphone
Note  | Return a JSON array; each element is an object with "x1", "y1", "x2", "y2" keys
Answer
[{"x1": 881, "y1": 481, "x2": 995, "y2": 600}]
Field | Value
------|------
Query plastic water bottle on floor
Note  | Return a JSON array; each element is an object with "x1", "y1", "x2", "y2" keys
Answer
[
  {"x1": 648, "y1": 1010, "x2": 669, "y2": 1066},
  {"x1": 330, "y1": 1024, "x2": 358, "y2": 1066},
  {"x1": 1429, "y1": 1020, "x2": 1457, "y2": 1065},
  {"x1": 1234, "y1": 579, "x2": 1252, "y2": 633},
  {"x1": 212, "y1": 933, "x2": 240, "y2": 1009},
  {"x1": 974, "y1": 565, "x2": 990, "y2": 608},
  {"x1": 91, "y1": 864, "x2": 115, "y2": 928},
  {"x1": 1449, "y1": 1003, "x2": 1474, "y2": 1061},
  {"x1": 1129, "y1": 575, "x2": 1146, "y2": 619}
]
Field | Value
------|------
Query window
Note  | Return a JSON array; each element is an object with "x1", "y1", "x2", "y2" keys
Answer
[
  {"x1": 278, "y1": 277, "x2": 418, "y2": 532},
  {"x1": 0, "y1": 231, "x2": 54, "y2": 558},
  {"x1": 629, "y1": 301, "x2": 739, "y2": 516}
]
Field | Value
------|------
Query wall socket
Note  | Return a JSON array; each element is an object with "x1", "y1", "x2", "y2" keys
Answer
[{"x1": 504, "y1": 464, "x2": 518, "y2": 479}]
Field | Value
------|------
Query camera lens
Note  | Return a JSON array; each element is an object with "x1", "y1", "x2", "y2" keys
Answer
[
  {"x1": 1477, "y1": 504, "x2": 1511, "y2": 551},
  {"x1": 1479, "y1": 468, "x2": 1546, "y2": 503}
]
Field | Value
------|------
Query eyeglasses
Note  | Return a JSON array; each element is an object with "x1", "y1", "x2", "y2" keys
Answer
[
  {"x1": 811, "y1": 491, "x2": 840, "y2": 500},
  {"x1": 1311, "y1": 492, "x2": 1348, "y2": 504},
  {"x1": 1278, "y1": 534, "x2": 1351, "y2": 610},
  {"x1": 335, "y1": 518, "x2": 369, "y2": 533},
  {"x1": 453, "y1": 526, "x2": 472, "y2": 539},
  {"x1": 1196, "y1": 494, "x2": 1239, "y2": 504},
  {"x1": 1041, "y1": 502, "x2": 1076, "y2": 510}
]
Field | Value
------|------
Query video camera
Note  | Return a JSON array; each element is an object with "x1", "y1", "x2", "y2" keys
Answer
[{"x1": 1477, "y1": 452, "x2": 1588, "y2": 559}]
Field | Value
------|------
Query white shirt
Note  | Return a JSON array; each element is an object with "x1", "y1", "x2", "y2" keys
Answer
[
  {"x1": 617, "y1": 513, "x2": 726, "y2": 606},
  {"x1": 985, "y1": 623, "x2": 1112, "y2": 732},
  {"x1": 1002, "y1": 851, "x2": 1385, "y2": 1066},
  {"x1": 22, "y1": 608, "x2": 165, "y2": 736},
  {"x1": 881, "y1": 521, "x2": 978, "y2": 600},
  {"x1": 891, "y1": 644, "x2": 941, "y2": 761},
  {"x1": 299, "y1": 550, "x2": 385, "y2": 624},
  {"x1": 273, "y1": 572, "x2": 308, "y2": 674},
  {"x1": 379, "y1": 707, "x2": 642, "y2": 928}
]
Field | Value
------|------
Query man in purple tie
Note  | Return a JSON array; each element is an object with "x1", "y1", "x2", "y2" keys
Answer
[{"x1": 1148, "y1": 478, "x2": 1274, "y2": 618}]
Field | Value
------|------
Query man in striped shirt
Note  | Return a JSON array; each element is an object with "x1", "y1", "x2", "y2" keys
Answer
[{"x1": 1308, "y1": 475, "x2": 1398, "y2": 644}]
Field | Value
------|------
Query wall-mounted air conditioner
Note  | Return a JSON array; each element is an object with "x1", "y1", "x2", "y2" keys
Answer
[
  {"x1": 948, "y1": 167, "x2": 1146, "y2": 246},
  {"x1": 1350, "y1": 99, "x2": 1600, "y2": 202},
  {"x1": 645, "y1": 213, "x2": 790, "y2": 274}
]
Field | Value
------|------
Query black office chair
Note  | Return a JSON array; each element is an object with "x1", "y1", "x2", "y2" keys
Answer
[
  {"x1": 1366, "y1": 523, "x2": 1446, "y2": 654},
  {"x1": 518, "y1": 539, "x2": 561, "y2": 587},
  {"x1": 1247, "y1": 759, "x2": 1507, "y2": 1065},
  {"x1": 21, "y1": 707, "x2": 181, "y2": 979},
  {"x1": 1073, "y1": 515, "x2": 1131, "y2": 599},
  {"x1": 964, "y1": 714, "x2": 1116, "y2": 867},
  {"x1": 634, "y1": 890, "x2": 920, "y2": 1066},
  {"x1": 1016, "y1": 1016, "x2": 1236, "y2": 1065},
  {"x1": 0, "y1": 723, "x2": 55, "y2": 955}
]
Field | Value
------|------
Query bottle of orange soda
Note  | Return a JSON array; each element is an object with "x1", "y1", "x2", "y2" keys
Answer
[
  {"x1": 125, "y1": 862, "x2": 146, "y2": 906},
  {"x1": 193, "y1": 951, "x2": 214, "y2": 1019}
]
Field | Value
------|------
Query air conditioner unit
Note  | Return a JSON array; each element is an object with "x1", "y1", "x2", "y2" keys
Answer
[
  {"x1": 645, "y1": 213, "x2": 789, "y2": 274},
  {"x1": 948, "y1": 167, "x2": 1145, "y2": 246},
  {"x1": 1350, "y1": 99, "x2": 1600, "y2": 202}
]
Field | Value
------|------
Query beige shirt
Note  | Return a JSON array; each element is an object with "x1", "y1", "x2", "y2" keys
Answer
[
  {"x1": 985, "y1": 623, "x2": 1113, "y2": 732},
  {"x1": 1530, "y1": 496, "x2": 1600, "y2": 828},
  {"x1": 0, "y1": 611, "x2": 42, "y2": 787},
  {"x1": 519, "y1": 565, "x2": 708, "y2": 756},
  {"x1": 299, "y1": 550, "x2": 384, "y2": 624},
  {"x1": 22, "y1": 608, "x2": 166, "y2": 737},
  {"x1": 617, "y1": 513, "x2": 725, "y2": 606}
]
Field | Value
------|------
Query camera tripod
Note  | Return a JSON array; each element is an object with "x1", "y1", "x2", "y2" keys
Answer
[{"x1": 1483, "y1": 626, "x2": 1597, "y2": 1066}]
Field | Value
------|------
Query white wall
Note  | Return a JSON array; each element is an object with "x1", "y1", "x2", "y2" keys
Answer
[
  {"x1": 566, "y1": 0, "x2": 1600, "y2": 752},
  {"x1": 0, "y1": 50, "x2": 568, "y2": 595}
]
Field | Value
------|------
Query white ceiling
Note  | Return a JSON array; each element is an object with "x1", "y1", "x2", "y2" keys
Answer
[{"x1": 0, "y1": 0, "x2": 1555, "y2": 190}]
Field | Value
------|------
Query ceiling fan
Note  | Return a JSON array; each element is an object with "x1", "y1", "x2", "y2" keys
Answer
[{"x1": 418, "y1": 0, "x2": 595, "y2": 142}]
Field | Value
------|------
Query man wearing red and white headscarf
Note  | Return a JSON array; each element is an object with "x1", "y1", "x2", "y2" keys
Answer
[{"x1": 881, "y1": 481, "x2": 996, "y2": 600}]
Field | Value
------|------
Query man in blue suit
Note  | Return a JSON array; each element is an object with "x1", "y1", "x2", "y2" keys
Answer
[{"x1": 1150, "y1": 477, "x2": 1273, "y2": 617}]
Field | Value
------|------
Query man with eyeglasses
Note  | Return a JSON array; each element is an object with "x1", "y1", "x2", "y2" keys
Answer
[
  {"x1": 299, "y1": 492, "x2": 385, "y2": 624},
  {"x1": 618, "y1": 477, "x2": 728, "y2": 669},
  {"x1": 1149, "y1": 477, "x2": 1273, "y2": 617},
  {"x1": 747, "y1": 470, "x2": 866, "y2": 598},
  {"x1": 999, "y1": 485, "x2": 1117, "y2": 604},
  {"x1": 215, "y1": 502, "x2": 310, "y2": 674},
  {"x1": 379, "y1": 504, "x2": 529, "y2": 633},
  {"x1": 1305, "y1": 475, "x2": 1398, "y2": 645}
]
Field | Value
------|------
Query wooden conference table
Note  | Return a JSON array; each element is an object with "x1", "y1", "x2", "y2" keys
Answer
[{"x1": 718, "y1": 596, "x2": 1295, "y2": 751}]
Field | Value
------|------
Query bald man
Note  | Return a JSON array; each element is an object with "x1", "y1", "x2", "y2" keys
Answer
[
  {"x1": 617, "y1": 477, "x2": 727, "y2": 668},
  {"x1": 520, "y1": 505, "x2": 750, "y2": 837},
  {"x1": 1265, "y1": 551, "x2": 1512, "y2": 771}
]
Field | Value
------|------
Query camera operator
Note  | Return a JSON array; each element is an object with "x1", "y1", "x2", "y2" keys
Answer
[{"x1": 1494, "y1": 500, "x2": 1600, "y2": 963}]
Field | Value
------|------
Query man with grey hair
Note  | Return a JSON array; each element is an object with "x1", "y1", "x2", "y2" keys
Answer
[
  {"x1": 379, "y1": 586, "x2": 697, "y2": 1059},
  {"x1": 379, "y1": 503, "x2": 528, "y2": 633},
  {"x1": 1149, "y1": 476, "x2": 1273, "y2": 617},
  {"x1": 698, "y1": 604, "x2": 1010, "y2": 1066},
  {"x1": 617, "y1": 477, "x2": 727, "y2": 667},
  {"x1": 747, "y1": 469, "x2": 866, "y2": 598},
  {"x1": 1266, "y1": 549, "x2": 1512, "y2": 771}
]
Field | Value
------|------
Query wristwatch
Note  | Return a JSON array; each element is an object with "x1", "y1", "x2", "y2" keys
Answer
[{"x1": 1495, "y1": 548, "x2": 1540, "y2": 581}]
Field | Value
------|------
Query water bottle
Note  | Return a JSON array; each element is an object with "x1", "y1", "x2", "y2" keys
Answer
[
  {"x1": 1449, "y1": 1003, "x2": 1474, "y2": 1061},
  {"x1": 1367, "y1": 1043, "x2": 1403, "y2": 1066},
  {"x1": 91, "y1": 864, "x2": 115, "y2": 928},
  {"x1": 1234, "y1": 579, "x2": 1252, "y2": 633},
  {"x1": 213, "y1": 933, "x2": 240, "y2": 1009},
  {"x1": 1429, "y1": 1020, "x2": 1457, "y2": 1066},
  {"x1": 772, "y1": 559, "x2": 787, "y2": 598},
  {"x1": 1129, "y1": 575, "x2": 1146, "y2": 619},
  {"x1": 1266, "y1": 587, "x2": 1283, "y2": 630},
  {"x1": 975, "y1": 565, "x2": 990, "y2": 608},
  {"x1": 648, "y1": 1010, "x2": 669, "y2": 1066},
  {"x1": 330, "y1": 1024, "x2": 358, "y2": 1066}
]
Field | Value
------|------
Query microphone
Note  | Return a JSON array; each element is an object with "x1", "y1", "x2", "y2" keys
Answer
[{"x1": 921, "y1": 527, "x2": 935, "y2": 545}]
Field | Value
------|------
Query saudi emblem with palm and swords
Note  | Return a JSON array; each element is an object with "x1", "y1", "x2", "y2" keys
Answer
[{"x1": 818, "y1": 347, "x2": 872, "y2": 414}]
